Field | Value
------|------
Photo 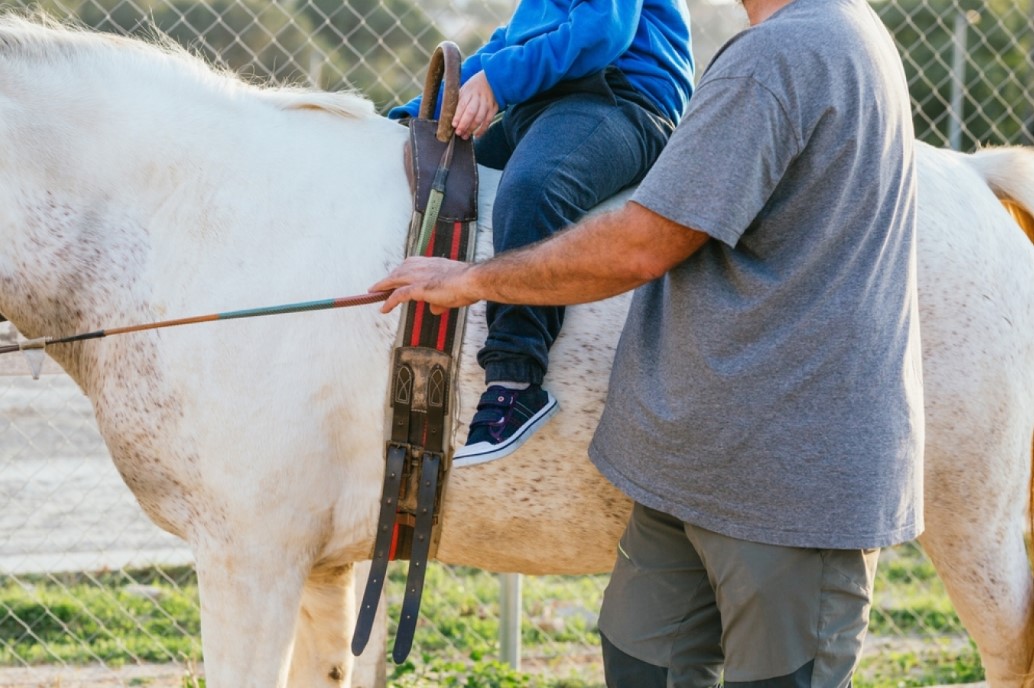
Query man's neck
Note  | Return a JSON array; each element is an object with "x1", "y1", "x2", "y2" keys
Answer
[{"x1": 742, "y1": 0, "x2": 794, "y2": 25}]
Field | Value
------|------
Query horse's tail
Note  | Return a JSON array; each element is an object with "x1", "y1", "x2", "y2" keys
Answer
[
  {"x1": 962, "y1": 145, "x2": 1034, "y2": 687},
  {"x1": 966, "y1": 146, "x2": 1034, "y2": 243}
]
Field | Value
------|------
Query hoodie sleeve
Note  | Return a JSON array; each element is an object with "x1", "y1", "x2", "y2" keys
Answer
[{"x1": 481, "y1": 0, "x2": 644, "y2": 110}]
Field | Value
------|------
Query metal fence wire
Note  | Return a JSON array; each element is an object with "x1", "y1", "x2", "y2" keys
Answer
[{"x1": 0, "y1": 0, "x2": 1030, "y2": 686}]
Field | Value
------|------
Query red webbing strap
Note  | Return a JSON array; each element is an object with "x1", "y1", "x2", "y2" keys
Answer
[{"x1": 391, "y1": 218, "x2": 469, "y2": 560}]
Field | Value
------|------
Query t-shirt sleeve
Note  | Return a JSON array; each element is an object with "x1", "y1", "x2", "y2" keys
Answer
[{"x1": 632, "y1": 74, "x2": 801, "y2": 248}]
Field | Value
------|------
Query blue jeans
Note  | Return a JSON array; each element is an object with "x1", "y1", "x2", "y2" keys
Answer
[{"x1": 474, "y1": 69, "x2": 673, "y2": 385}]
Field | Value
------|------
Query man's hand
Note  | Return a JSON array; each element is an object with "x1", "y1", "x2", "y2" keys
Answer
[
  {"x1": 453, "y1": 71, "x2": 498, "y2": 140},
  {"x1": 370, "y1": 256, "x2": 477, "y2": 314}
]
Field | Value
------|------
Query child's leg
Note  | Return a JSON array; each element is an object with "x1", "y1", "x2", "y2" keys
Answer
[
  {"x1": 477, "y1": 89, "x2": 670, "y2": 384},
  {"x1": 455, "y1": 81, "x2": 671, "y2": 464},
  {"x1": 473, "y1": 120, "x2": 512, "y2": 171}
]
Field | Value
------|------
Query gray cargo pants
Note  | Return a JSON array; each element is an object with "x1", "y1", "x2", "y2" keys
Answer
[{"x1": 598, "y1": 503, "x2": 880, "y2": 687}]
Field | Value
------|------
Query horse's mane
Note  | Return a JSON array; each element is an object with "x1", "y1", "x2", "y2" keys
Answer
[{"x1": 0, "y1": 12, "x2": 376, "y2": 121}]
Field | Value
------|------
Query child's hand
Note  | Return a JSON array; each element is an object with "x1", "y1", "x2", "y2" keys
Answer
[{"x1": 453, "y1": 71, "x2": 498, "y2": 140}]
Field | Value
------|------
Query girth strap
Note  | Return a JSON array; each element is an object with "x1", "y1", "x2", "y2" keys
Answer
[{"x1": 352, "y1": 39, "x2": 477, "y2": 664}]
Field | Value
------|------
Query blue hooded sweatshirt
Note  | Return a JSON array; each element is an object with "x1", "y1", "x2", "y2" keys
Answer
[{"x1": 389, "y1": 0, "x2": 695, "y2": 124}]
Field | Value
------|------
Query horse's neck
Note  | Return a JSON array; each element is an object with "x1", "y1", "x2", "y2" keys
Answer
[{"x1": 0, "y1": 72, "x2": 411, "y2": 385}]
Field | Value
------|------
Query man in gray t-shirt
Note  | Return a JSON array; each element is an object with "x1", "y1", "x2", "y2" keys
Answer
[
  {"x1": 592, "y1": 0, "x2": 922, "y2": 549},
  {"x1": 373, "y1": 0, "x2": 922, "y2": 684}
]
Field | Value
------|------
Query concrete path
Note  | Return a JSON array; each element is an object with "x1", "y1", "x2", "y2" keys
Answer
[{"x1": 0, "y1": 332, "x2": 191, "y2": 575}]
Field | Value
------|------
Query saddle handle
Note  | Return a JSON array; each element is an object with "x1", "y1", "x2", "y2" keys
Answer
[{"x1": 418, "y1": 41, "x2": 462, "y2": 143}]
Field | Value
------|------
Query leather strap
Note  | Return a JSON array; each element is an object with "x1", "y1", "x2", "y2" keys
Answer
[
  {"x1": 409, "y1": 121, "x2": 476, "y2": 222},
  {"x1": 419, "y1": 42, "x2": 462, "y2": 143},
  {"x1": 425, "y1": 364, "x2": 447, "y2": 453},
  {"x1": 351, "y1": 443, "x2": 407, "y2": 656},
  {"x1": 390, "y1": 360, "x2": 413, "y2": 444},
  {"x1": 392, "y1": 450, "x2": 442, "y2": 663},
  {"x1": 415, "y1": 137, "x2": 457, "y2": 254}
]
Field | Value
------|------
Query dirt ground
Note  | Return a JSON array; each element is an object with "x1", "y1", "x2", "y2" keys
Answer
[
  {"x1": 0, "y1": 662, "x2": 991, "y2": 688},
  {"x1": 0, "y1": 663, "x2": 202, "y2": 687}
]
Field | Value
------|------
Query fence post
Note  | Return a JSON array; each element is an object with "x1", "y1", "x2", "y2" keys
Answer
[
  {"x1": 500, "y1": 573, "x2": 522, "y2": 670},
  {"x1": 948, "y1": 10, "x2": 967, "y2": 150}
]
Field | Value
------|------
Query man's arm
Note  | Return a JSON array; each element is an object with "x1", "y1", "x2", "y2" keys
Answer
[{"x1": 371, "y1": 201, "x2": 709, "y2": 314}]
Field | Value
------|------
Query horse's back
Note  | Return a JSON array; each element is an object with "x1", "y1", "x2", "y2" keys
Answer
[{"x1": 438, "y1": 144, "x2": 1034, "y2": 575}]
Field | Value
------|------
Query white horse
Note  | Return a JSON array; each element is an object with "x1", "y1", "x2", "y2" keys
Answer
[{"x1": 0, "y1": 15, "x2": 1030, "y2": 688}]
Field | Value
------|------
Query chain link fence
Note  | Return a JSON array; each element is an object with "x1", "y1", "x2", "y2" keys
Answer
[{"x1": 0, "y1": 0, "x2": 1030, "y2": 685}]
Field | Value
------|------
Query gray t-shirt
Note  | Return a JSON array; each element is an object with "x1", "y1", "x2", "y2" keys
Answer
[{"x1": 589, "y1": 0, "x2": 924, "y2": 549}]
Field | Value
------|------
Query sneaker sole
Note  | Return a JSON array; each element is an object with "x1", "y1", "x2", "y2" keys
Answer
[{"x1": 452, "y1": 393, "x2": 559, "y2": 468}]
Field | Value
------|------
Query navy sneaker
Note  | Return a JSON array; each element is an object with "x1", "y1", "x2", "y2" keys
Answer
[{"x1": 453, "y1": 384, "x2": 559, "y2": 467}]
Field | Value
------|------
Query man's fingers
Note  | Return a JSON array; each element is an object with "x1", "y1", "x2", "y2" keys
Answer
[
  {"x1": 368, "y1": 276, "x2": 399, "y2": 293},
  {"x1": 377, "y1": 289, "x2": 399, "y2": 313},
  {"x1": 370, "y1": 257, "x2": 474, "y2": 314},
  {"x1": 379, "y1": 291, "x2": 448, "y2": 316},
  {"x1": 379, "y1": 286, "x2": 413, "y2": 313}
]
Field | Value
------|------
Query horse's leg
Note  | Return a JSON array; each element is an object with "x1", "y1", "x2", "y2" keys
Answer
[
  {"x1": 919, "y1": 437, "x2": 1034, "y2": 688},
  {"x1": 350, "y1": 561, "x2": 388, "y2": 688},
  {"x1": 287, "y1": 561, "x2": 387, "y2": 688},
  {"x1": 287, "y1": 563, "x2": 354, "y2": 687},
  {"x1": 193, "y1": 545, "x2": 307, "y2": 688}
]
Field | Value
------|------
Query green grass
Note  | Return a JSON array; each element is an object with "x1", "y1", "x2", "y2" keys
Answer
[
  {"x1": 858, "y1": 543, "x2": 983, "y2": 687},
  {"x1": 0, "y1": 543, "x2": 985, "y2": 687},
  {"x1": 0, "y1": 567, "x2": 201, "y2": 667},
  {"x1": 855, "y1": 640, "x2": 985, "y2": 688},
  {"x1": 869, "y1": 545, "x2": 962, "y2": 637}
]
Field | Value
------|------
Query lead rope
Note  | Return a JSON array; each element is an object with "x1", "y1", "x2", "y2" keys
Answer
[{"x1": 0, "y1": 290, "x2": 391, "y2": 377}]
